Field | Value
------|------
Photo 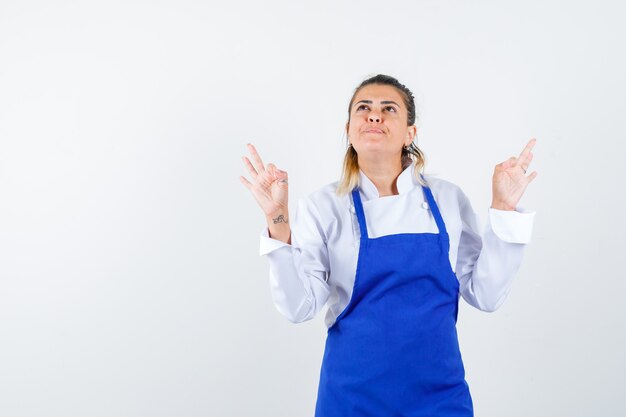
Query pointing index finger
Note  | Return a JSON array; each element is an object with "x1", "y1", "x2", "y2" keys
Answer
[
  {"x1": 517, "y1": 138, "x2": 537, "y2": 166},
  {"x1": 247, "y1": 143, "x2": 266, "y2": 173}
]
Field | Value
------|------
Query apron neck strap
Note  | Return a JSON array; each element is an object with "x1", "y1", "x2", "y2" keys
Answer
[
  {"x1": 351, "y1": 189, "x2": 369, "y2": 240},
  {"x1": 352, "y1": 180, "x2": 448, "y2": 238},
  {"x1": 421, "y1": 181, "x2": 447, "y2": 235}
]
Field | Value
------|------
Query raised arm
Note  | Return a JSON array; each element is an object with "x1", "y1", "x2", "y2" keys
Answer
[
  {"x1": 240, "y1": 143, "x2": 330, "y2": 323},
  {"x1": 457, "y1": 139, "x2": 538, "y2": 311}
]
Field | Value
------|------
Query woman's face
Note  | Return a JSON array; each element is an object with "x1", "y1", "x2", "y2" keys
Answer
[{"x1": 347, "y1": 84, "x2": 416, "y2": 161}]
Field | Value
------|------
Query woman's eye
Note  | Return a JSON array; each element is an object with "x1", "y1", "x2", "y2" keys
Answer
[
  {"x1": 357, "y1": 104, "x2": 369, "y2": 111},
  {"x1": 385, "y1": 106, "x2": 397, "y2": 112}
]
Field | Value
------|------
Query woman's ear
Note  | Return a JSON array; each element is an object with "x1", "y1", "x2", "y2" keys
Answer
[{"x1": 405, "y1": 125, "x2": 417, "y2": 146}]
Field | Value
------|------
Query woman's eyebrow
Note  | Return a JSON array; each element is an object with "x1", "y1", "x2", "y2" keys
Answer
[{"x1": 353, "y1": 100, "x2": 401, "y2": 108}]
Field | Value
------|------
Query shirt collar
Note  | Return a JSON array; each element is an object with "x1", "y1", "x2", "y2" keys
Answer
[{"x1": 358, "y1": 163, "x2": 417, "y2": 200}]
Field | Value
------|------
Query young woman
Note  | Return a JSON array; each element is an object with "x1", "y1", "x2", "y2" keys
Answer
[{"x1": 240, "y1": 74, "x2": 537, "y2": 416}]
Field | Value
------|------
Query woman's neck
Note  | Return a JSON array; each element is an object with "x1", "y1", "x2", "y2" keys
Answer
[{"x1": 358, "y1": 156, "x2": 404, "y2": 197}]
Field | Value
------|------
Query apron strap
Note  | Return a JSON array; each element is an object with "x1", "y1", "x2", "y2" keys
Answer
[
  {"x1": 353, "y1": 182, "x2": 447, "y2": 238},
  {"x1": 421, "y1": 183, "x2": 448, "y2": 235},
  {"x1": 351, "y1": 189, "x2": 369, "y2": 240}
]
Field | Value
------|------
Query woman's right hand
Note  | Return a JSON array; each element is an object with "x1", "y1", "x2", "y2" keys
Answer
[{"x1": 240, "y1": 144, "x2": 291, "y2": 243}]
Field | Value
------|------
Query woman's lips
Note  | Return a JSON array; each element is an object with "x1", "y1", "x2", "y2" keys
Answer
[{"x1": 364, "y1": 128, "x2": 384, "y2": 134}]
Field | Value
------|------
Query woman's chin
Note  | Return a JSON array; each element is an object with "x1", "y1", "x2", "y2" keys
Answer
[{"x1": 354, "y1": 143, "x2": 399, "y2": 156}]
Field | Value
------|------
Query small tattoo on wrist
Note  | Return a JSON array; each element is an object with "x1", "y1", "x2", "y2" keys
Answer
[{"x1": 272, "y1": 214, "x2": 288, "y2": 224}]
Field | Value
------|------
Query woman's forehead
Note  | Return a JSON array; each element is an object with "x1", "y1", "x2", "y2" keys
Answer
[{"x1": 353, "y1": 84, "x2": 404, "y2": 104}]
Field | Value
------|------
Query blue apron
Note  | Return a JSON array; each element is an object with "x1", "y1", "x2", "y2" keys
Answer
[{"x1": 315, "y1": 184, "x2": 473, "y2": 416}]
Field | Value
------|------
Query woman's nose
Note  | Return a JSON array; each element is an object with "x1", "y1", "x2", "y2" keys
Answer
[{"x1": 368, "y1": 114, "x2": 381, "y2": 123}]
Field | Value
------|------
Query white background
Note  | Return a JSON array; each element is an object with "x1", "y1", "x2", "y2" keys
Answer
[{"x1": 1, "y1": 1, "x2": 625, "y2": 416}]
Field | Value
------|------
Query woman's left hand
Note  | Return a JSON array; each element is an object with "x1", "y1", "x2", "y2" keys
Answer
[{"x1": 491, "y1": 138, "x2": 538, "y2": 211}]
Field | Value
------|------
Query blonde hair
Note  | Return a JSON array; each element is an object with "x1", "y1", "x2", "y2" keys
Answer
[{"x1": 336, "y1": 75, "x2": 426, "y2": 195}]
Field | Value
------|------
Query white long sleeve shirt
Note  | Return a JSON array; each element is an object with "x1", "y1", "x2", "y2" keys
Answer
[{"x1": 260, "y1": 164, "x2": 535, "y2": 328}]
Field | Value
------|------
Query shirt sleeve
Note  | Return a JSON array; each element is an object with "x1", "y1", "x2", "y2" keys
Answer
[
  {"x1": 455, "y1": 193, "x2": 536, "y2": 312},
  {"x1": 259, "y1": 197, "x2": 331, "y2": 323}
]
